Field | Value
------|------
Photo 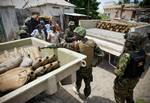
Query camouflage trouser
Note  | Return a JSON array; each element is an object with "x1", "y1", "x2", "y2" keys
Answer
[
  {"x1": 113, "y1": 77, "x2": 139, "y2": 103},
  {"x1": 76, "y1": 67, "x2": 93, "y2": 97}
]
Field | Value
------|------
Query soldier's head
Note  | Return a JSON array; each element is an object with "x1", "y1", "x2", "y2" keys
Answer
[
  {"x1": 74, "y1": 26, "x2": 86, "y2": 40},
  {"x1": 68, "y1": 21, "x2": 75, "y2": 30},
  {"x1": 124, "y1": 32, "x2": 143, "y2": 51}
]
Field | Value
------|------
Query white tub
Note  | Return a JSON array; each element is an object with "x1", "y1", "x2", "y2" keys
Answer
[{"x1": 0, "y1": 38, "x2": 86, "y2": 103}]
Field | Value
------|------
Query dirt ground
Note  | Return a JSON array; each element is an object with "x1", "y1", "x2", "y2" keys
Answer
[{"x1": 27, "y1": 55, "x2": 150, "y2": 103}]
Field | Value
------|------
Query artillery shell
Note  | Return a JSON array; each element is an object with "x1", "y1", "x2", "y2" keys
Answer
[
  {"x1": 45, "y1": 64, "x2": 53, "y2": 72},
  {"x1": 51, "y1": 61, "x2": 60, "y2": 70},
  {"x1": 34, "y1": 66, "x2": 46, "y2": 77},
  {"x1": 32, "y1": 59, "x2": 42, "y2": 70},
  {"x1": 41, "y1": 56, "x2": 49, "y2": 66},
  {"x1": 48, "y1": 55, "x2": 57, "y2": 63}
]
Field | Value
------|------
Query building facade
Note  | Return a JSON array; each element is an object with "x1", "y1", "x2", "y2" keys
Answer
[
  {"x1": 24, "y1": 0, "x2": 75, "y2": 30},
  {"x1": 0, "y1": 0, "x2": 19, "y2": 42},
  {"x1": 104, "y1": 4, "x2": 138, "y2": 20}
]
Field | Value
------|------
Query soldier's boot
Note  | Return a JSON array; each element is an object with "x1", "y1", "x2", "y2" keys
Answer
[
  {"x1": 84, "y1": 85, "x2": 91, "y2": 97},
  {"x1": 83, "y1": 81, "x2": 91, "y2": 103}
]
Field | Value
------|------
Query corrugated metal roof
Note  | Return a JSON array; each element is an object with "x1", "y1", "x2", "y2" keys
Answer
[
  {"x1": 26, "y1": 0, "x2": 75, "y2": 8},
  {"x1": 0, "y1": 0, "x2": 14, "y2": 6},
  {"x1": 1, "y1": 0, "x2": 75, "y2": 8}
]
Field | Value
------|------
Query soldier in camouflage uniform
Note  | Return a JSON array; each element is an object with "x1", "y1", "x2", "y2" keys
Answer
[
  {"x1": 114, "y1": 32, "x2": 146, "y2": 103},
  {"x1": 61, "y1": 27, "x2": 104, "y2": 102},
  {"x1": 64, "y1": 21, "x2": 76, "y2": 43},
  {"x1": 18, "y1": 25, "x2": 30, "y2": 39}
]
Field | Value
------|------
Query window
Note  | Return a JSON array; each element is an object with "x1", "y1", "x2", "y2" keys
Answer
[
  {"x1": 53, "y1": 6, "x2": 60, "y2": 9},
  {"x1": 65, "y1": 7, "x2": 70, "y2": 10}
]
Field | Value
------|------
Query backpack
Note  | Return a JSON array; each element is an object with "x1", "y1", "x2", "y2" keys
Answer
[
  {"x1": 123, "y1": 49, "x2": 146, "y2": 78},
  {"x1": 78, "y1": 39, "x2": 95, "y2": 68}
]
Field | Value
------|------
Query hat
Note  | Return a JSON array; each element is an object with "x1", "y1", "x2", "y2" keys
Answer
[
  {"x1": 74, "y1": 26, "x2": 86, "y2": 37},
  {"x1": 68, "y1": 21, "x2": 75, "y2": 26}
]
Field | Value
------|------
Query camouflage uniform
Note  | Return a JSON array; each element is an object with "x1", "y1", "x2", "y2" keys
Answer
[
  {"x1": 114, "y1": 32, "x2": 146, "y2": 103},
  {"x1": 64, "y1": 28, "x2": 75, "y2": 43},
  {"x1": 64, "y1": 21, "x2": 76, "y2": 43},
  {"x1": 18, "y1": 25, "x2": 30, "y2": 39},
  {"x1": 62, "y1": 27, "x2": 104, "y2": 98},
  {"x1": 114, "y1": 53, "x2": 139, "y2": 103}
]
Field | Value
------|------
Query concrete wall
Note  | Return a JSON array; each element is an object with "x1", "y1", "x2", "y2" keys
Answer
[
  {"x1": 79, "y1": 20, "x2": 100, "y2": 29},
  {"x1": 0, "y1": 6, "x2": 19, "y2": 41},
  {"x1": 122, "y1": 10, "x2": 133, "y2": 20},
  {"x1": 16, "y1": 9, "x2": 31, "y2": 25}
]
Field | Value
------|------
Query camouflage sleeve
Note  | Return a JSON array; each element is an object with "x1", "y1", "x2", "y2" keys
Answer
[
  {"x1": 65, "y1": 36, "x2": 75, "y2": 43},
  {"x1": 114, "y1": 53, "x2": 130, "y2": 77},
  {"x1": 64, "y1": 29, "x2": 68, "y2": 35},
  {"x1": 94, "y1": 44, "x2": 104, "y2": 57},
  {"x1": 61, "y1": 41, "x2": 79, "y2": 51},
  {"x1": 64, "y1": 29, "x2": 75, "y2": 43}
]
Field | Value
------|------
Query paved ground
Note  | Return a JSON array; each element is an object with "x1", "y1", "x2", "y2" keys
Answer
[{"x1": 27, "y1": 55, "x2": 150, "y2": 103}]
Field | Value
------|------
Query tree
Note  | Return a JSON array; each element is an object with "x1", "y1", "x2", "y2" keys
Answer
[
  {"x1": 66, "y1": 0, "x2": 100, "y2": 19},
  {"x1": 123, "y1": 0, "x2": 130, "y2": 3},
  {"x1": 139, "y1": 0, "x2": 150, "y2": 7},
  {"x1": 118, "y1": 0, "x2": 130, "y2": 4}
]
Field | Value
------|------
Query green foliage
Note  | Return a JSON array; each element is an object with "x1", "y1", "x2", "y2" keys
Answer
[
  {"x1": 69, "y1": 0, "x2": 100, "y2": 19},
  {"x1": 139, "y1": 0, "x2": 150, "y2": 7},
  {"x1": 136, "y1": 99, "x2": 147, "y2": 103},
  {"x1": 123, "y1": 0, "x2": 130, "y2": 3},
  {"x1": 118, "y1": 1, "x2": 123, "y2": 5},
  {"x1": 98, "y1": 13, "x2": 109, "y2": 20}
]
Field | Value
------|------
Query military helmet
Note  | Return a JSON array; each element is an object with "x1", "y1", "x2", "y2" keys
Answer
[
  {"x1": 18, "y1": 30, "x2": 27, "y2": 35},
  {"x1": 126, "y1": 32, "x2": 142, "y2": 42},
  {"x1": 20, "y1": 25, "x2": 28, "y2": 30},
  {"x1": 68, "y1": 21, "x2": 75, "y2": 26},
  {"x1": 74, "y1": 26, "x2": 86, "y2": 37},
  {"x1": 124, "y1": 32, "x2": 143, "y2": 49}
]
